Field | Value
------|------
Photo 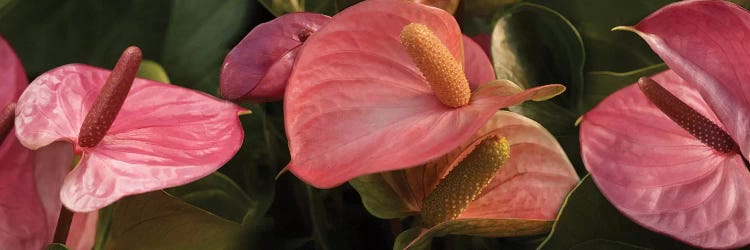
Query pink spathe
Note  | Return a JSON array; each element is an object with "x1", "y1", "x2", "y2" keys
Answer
[
  {"x1": 581, "y1": 0, "x2": 750, "y2": 248},
  {"x1": 15, "y1": 64, "x2": 246, "y2": 212},
  {"x1": 0, "y1": 37, "x2": 94, "y2": 250},
  {"x1": 284, "y1": 0, "x2": 563, "y2": 188}
]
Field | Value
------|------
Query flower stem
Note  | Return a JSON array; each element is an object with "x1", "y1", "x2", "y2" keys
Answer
[{"x1": 53, "y1": 206, "x2": 74, "y2": 244}]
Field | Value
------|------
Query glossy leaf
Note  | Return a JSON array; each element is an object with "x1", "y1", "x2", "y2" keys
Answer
[
  {"x1": 166, "y1": 172, "x2": 252, "y2": 223},
  {"x1": 582, "y1": 64, "x2": 666, "y2": 110},
  {"x1": 161, "y1": 0, "x2": 252, "y2": 94},
  {"x1": 538, "y1": 175, "x2": 697, "y2": 250},
  {"x1": 0, "y1": 0, "x2": 171, "y2": 77},
  {"x1": 491, "y1": 3, "x2": 586, "y2": 173},
  {"x1": 529, "y1": 0, "x2": 673, "y2": 72},
  {"x1": 15, "y1": 64, "x2": 245, "y2": 212},
  {"x1": 102, "y1": 191, "x2": 246, "y2": 249},
  {"x1": 492, "y1": 3, "x2": 584, "y2": 110},
  {"x1": 0, "y1": 1, "x2": 251, "y2": 94}
]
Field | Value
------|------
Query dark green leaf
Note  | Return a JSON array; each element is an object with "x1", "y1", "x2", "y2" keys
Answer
[
  {"x1": 102, "y1": 191, "x2": 247, "y2": 249},
  {"x1": 93, "y1": 205, "x2": 114, "y2": 250},
  {"x1": 161, "y1": 0, "x2": 253, "y2": 95},
  {"x1": 218, "y1": 104, "x2": 282, "y2": 225},
  {"x1": 166, "y1": 172, "x2": 253, "y2": 223},
  {"x1": 529, "y1": 0, "x2": 673, "y2": 72},
  {"x1": 582, "y1": 64, "x2": 667, "y2": 110},
  {"x1": 349, "y1": 173, "x2": 420, "y2": 220},
  {"x1": 492, "y1": 3, "x2": 585, "y2": 110},
  {"x1": 459, "y1": 0, "x2": 519, "y2": 36},
  {"x1": 538, "y1": 175, "x2": 698, "y2": 250},
  {"x1": 0, "y1": 0, "x2": 171, "y2": 77}
]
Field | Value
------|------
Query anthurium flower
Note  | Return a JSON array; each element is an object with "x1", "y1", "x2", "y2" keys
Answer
[
  {"x1": 284, "y1": 0, "x2": 564, "y2": 188},
  {"x1": 352, "y1": 111, "x2": 579, "y2": 249},
  {"x1": 220, "y1": 12, "x2": 331, "y2": 102},
  {"x1": 580, "y1": 1, "x2": 750, "y2": 248},
  {"x1": 0, "y1": 37, "x2": 95, "y2": 249},
  {"x1": 14, "y1": 46, "x2": 246, "y2": 212}
]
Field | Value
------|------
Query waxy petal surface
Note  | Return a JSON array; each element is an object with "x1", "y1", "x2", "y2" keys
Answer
[
  {"x1": 393, "y1": 111, "x2": 577, "y2": 248},
  {"x1": 0, "y1": 132, "x2": 45, "y2": 249},
  {"x1": 15, "y1": 64, "x2": 245, "y2": 212},
  {"x1": 460, "y1": 111, "x2": 579, "y2": 220},
  {"x1": 462, "y1": 35, "x2": 495, "y2": 90},
  {"x1": 220, "y1": 12, "x2": 330, "y2": 102},
  {"x1": 66, "y1": 212, "x2": 98, "y2": 250},
  {"x1": 581, "y1": 70, "x2": 750, "y2": 248},
  {"x1": 285, "y1": 0, "x2": 559, "y2": 188},
  {"x1": 0, "y1": 36, "x2": 47, "y2": 249},
  {"x1": 630, "y1": 0, "x2": 750, "y2": 159},
  {"x1": 32, "y1": 142, "x2": 74, "y2": 243}
]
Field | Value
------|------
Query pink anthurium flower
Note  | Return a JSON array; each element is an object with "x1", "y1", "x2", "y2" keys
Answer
[
  {"x1": 580, "y1": 1, "x2": 750, "y2": 248},
  {"x1": 220, "y1": 12, "x2": 331, "y2": 102},
  {"x1": 284, "y1": 0, "x2": 564, "y2": 188},
  {"x1": 354, "y1": 111, "x2": 579, "y2": 249},
  {"x1": 0, "y1": 37, "x2": 95, "y2": 250},
  {"x1": 14, "y1": 46, "x2": 246, "y2": 213}
]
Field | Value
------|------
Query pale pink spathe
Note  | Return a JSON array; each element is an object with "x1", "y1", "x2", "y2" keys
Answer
[{"x1": 15, "y1": 64, "x2": 246, "y2": 212}]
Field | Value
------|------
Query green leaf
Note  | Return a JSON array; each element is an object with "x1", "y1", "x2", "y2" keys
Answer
[
  {"x1": 395, "y1": 219, "x2": 552, "y2": 250},
  {"x1": 538, "y1": 175, "x2": 698, "y2": 250},
  {"x1": 394, "y1": 228, "x2": 428, "y2": 250},
  {"x1": 529, "y1": 0, "x2": 673, "y2": 72},
  {"x1": 459, "y1": 0, "x2": 519, "y2": 35},
  {"x1": 491, "y1": 3, "x2": 586, "y2": 173},
  {"x1": 0, "y1": 0, "x2": 171, "y2": 77},
  {"x1": 218, "y1": 104, "x2": 281, "y2": 225},
  {"x1": 165, "y1": 172, "x2": 253, "y2": 223},
  {"x1": 161, "y1": 0, "x2": 252, "y2": 95},
  {"x1": 349, "y1": 173, "x2": 419, "y2": 219},
  {"x1": 258, "y1": 0, "x2": 362, "y2": 17},
  {"x1": 93, "y1": 205, "x2": 114, "y2": 250},
  {"x1": 136, "y1": 59, "x2": 171, "y2": 83},
  {"x1": 492, "y1": 3, "x2": 585, "y2": 111},
  {"x1": 46, "y1": 243, "x2": 70, "y2": 250},
  {"x1": 102, "y1": 191, "x2": 247, "y2": 249},
  {"x1": 582, "y1": 64, "x2": 667, "y2": 110}
]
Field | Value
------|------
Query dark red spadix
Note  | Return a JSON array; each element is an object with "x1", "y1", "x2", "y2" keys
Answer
[
  {"x1": 638, "y1": 76, "x2": 739, "y2": 154},
  {"x1": 78, "y1": 46, "x2": 141, "y2": 148},
  {"x1": 0, "y1": 102, "x2": 16, "y2": 142}
]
